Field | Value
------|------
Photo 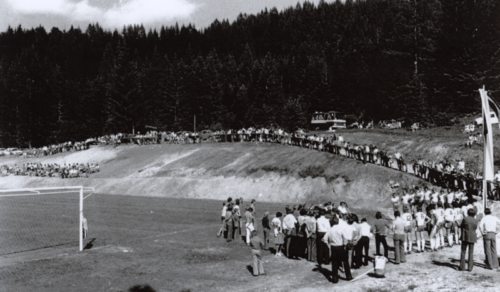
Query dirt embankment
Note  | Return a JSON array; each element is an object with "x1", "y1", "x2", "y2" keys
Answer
[{"x1": 0, "y1": 143, "x2": 424, "y2": 209}]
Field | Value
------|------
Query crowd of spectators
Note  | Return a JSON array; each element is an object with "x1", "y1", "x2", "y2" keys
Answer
[
  {"x1": 0, "y1": 162, "x2": 100, "y2": 178},
  {"x1": 219, "y1": 197, "x2": 370, "y2": 282},
  {"x1": 218, "y1": 187, "x2": 492, "y2": 283}
]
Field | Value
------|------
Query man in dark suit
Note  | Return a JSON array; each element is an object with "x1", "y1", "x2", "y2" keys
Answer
[{"x1": 460, "y1": 208, "x2": 479, "y2": 271}]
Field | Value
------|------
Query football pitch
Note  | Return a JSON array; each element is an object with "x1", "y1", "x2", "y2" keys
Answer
[{"x1": 0, "y1": 193, "x2": 324, "y2": 291}]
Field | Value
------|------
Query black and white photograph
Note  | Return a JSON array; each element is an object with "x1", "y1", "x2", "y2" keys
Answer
[{"x1": 0, "y1": 0, "x2": 499, "y2": 291}]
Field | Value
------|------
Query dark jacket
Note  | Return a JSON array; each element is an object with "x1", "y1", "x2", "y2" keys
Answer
[{"x1": 461, "y1": 216, "x2": 479, "y2": 243}]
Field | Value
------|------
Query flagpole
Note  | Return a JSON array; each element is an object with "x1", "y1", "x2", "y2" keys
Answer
[
  {"x1": 481, "y1": 88, "x2": 486, "y2": 210},
  {"x1": 480, "y1": 86, "x2": 495, "y2": 210}
]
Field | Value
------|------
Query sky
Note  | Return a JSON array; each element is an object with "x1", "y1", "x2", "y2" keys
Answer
[{"x1": 0, "y1": 0, "x2": 331, "y2": 32}]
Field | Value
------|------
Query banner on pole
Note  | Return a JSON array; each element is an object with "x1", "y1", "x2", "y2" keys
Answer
[{"x1": 479, "y1": 87, "x2": 500, "y2": 209}]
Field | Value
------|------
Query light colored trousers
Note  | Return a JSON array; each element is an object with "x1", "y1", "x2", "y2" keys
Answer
[
  {"x1": 252, "y1": 249, "x2": 265, "y2": 275},
  {"x1": 483, "y1": 232, "x2": 498, "y2": 269},
  {"x1": 246, "y1": 223, "x2": 255, "y2": 244}
]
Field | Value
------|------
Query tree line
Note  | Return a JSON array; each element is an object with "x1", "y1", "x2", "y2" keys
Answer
[{"x1": 0, "y1": 0, "x2": 499, "y2": 147}]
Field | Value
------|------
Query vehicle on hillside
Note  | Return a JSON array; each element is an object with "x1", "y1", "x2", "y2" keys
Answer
[
  {"x1": 199, "y1": 129, "x2": 213, "y2": 141},
  {"x1": 379, "y1": 119, "x2": 403, "y2": 129},
  {"x1": 475, "y1": 111, "x2": 499, "y2": 125},
  {"x1": 311, "y1": 111, "x2": 346, "y2": 130},
  {"x1": 85, "y1": 138, "x2": 97, "y2": 145},
  {"x1": 4, "y1": 148, "x2": 23, "y2": 156}
]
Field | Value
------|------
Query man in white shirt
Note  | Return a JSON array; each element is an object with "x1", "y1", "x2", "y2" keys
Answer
[
  {"x1": 424, "y1": 187, "x2": 432, "y2": 205},
  {"x1": 338, "y1": 202, "x2": 349, "y2": 215},
  {"x1": 401, "y1": 192, "x2": 411, "y2": 211},
  {"x1": 305, "y1": 212, "x2": 317, "y2": 262},
  {"x1": 478, "y1": 208, "x2": 500, "y2": 270},
  {"x1": 244, "y1": 207, "x2": 255, "y2": 245},
  {"x1": 446, "y1": 191, "x2": 455, "y2": 205},
  {"x1": 494, "y1": 170, "x2": 500, "y2": 183},
  {"x1": 322, "y1": 217, "x2": 352, "y2": 283},
  {"x1": 283, "y1": 210, "x2": 297, "y2": 258},
  {"x1": 401, "y1": 208, "x2": 414, "y2": 253},
  {"x1": 343, "y1": 217, "x2": 358, "y2": 269},
  {"x1": 391, "y1": 193, "x2": 401, "y2": 213},
  {"x1": 316, "y1": 210, "x2": 331, "y2": 268},
  {"x1": 435, "y1": 202, "x2": 446, "y2": 248},
  {"x1": 356, "y1": 218, "x2": 371, "y2": 266},
  {"x1": 431, "y1": 190, "x2": 440, "y2": 205},
  {"x1": 221, "y1": 202, "x2": 227, "y2": 222}
]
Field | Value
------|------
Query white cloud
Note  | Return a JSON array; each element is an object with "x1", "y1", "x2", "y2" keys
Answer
[
  {"x1": 73, "y1": 0, "x2": 102, "y2": 21},
  {"x1": 5, "y1": 0, "x2": 71, "y2": 14},
  {"x1": 104, "y1": 0, "x2": 197, "y2": 27},
  {"x1": 3, "y1": 0, "x2": 198, "y2": 28}
]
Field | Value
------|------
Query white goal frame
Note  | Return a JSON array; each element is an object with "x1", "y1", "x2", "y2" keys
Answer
[{"x1": 0, "y1": 186, "x2": 95, "y2": 252}]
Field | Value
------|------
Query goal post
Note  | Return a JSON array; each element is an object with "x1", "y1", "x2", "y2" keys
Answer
[{"x1": 0, "y1": 186, "x2": 96, "y2": 254}]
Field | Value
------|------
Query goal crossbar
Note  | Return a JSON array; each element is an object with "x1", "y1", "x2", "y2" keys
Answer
[
  {"x1": 0, "y1": 186, "x2": 96, "y2": 252},
  {"x1": 0, "y1": 186, "x2": 95, "y2": 194}
]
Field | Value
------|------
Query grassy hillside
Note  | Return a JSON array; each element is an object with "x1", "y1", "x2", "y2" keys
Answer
[
  {"x1": 5, "y1": 122, "x2": 498, "y2": 209},
  {"x1": 0, "y1": 142, "x2": 425, "y2": 209},
  {"x1": 331, "y1": 125, "x2": 494, "y2": 172}
]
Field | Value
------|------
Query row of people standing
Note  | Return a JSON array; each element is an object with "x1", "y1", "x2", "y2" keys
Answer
[
  {"x1": 268, "y1": 203, "x2": 371, "y2": 284},
  {"x1": 219, "y1": 197, "x2": 257, "y2": 244},
  {"x1": 389, "y1": 185, "x2": 500, "y2": 271}
]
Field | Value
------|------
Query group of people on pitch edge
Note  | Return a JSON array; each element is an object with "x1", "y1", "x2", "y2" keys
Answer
[
  {"x1": 218, "y1": 197, "x2": 373, "y2": 283},
  {"x1": 389, "y1": 183, "x2": 500, "y2": 272}
]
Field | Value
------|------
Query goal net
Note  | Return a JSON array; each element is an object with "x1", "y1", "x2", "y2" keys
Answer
[{"x1": 0, "y1": 186, "x2": 96, "y2": 255}]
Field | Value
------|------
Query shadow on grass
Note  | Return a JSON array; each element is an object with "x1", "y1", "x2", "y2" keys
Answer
[
  {"x1": 450, "y1": 258, "x2": 489, "y2": 270},
  {"x1": 367, "y1": 272, "x2": 385, "y2": 278},
  {"x1": 312, "y1": 264, "x2": 352, "y2": 282},
  {"x1": 128, "y1": 284, "x2": 156, "y2": 292},
  {"x1": 432, "y1": 259, "x2": 459, "y2": 270},
  {"x1": 246, "y1": 265, "x2": 254, "y2": 275},
  {"x1": 312, "y1": 265, "x2": 331, "y2": 282},
  {"x1": 84, "y1": 238, "x2": 96, "y2": 250}
]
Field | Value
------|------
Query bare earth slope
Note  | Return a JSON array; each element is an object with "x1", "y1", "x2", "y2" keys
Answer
[{"x1": 0, "y1": 143, "x2": 424, "y2": 209}]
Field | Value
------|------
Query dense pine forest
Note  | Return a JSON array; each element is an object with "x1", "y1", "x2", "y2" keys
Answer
[{"x1": 0, "y1": 0, "x2": 499, "y2": 147}]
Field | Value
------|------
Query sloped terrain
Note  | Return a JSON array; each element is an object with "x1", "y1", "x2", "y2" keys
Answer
[
  {"x1": 336, "y1": 126, "x2": 488, "y2": 171},
  {"x1": 0, "y1": 143, "x2": 424, "y2": 209}
]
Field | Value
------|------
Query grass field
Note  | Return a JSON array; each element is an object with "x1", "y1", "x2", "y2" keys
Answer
[
  {"x1": 1, "y1": 193, "x2": 499, "y2": 292},
  {"x1": 0, "y1": 193, "x2": 350, "y2": 292},
  {"x1": 0, "y1": 192, "x2": 398, "y2": 291}
]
